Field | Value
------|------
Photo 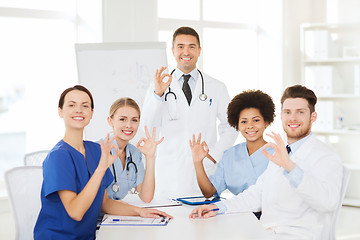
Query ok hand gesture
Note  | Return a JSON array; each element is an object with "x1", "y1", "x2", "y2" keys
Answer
[
  {"x1": 136, "y1": 126, "x2": 164, "y2": 159},
  {"x1": 154, "y1": 66, "x2": 172, "y2": 97},
  {"x1": 189, "y1": 133, "x2": 209, "y2": 164},
  {"x1": 99, "y1": 134, "x2": 120, "y2": 172},
  {"x1": 261, "y1": 132, "x2": 296, "y2": 172}
]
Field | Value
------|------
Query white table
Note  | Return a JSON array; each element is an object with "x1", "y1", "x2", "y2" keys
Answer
[{"x1": 97, "y1": 204, "x2": 273, "y2": 240}]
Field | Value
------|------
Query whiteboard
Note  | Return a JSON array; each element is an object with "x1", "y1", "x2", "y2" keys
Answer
[{"x1": 75, "y1": 42, "x2": 167, "y2": 141}]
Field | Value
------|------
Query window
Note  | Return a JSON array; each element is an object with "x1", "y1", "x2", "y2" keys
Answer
[
  {"x1": 157, "y1": 0, "x2": 261, "y2": 99},
  {"x1": 203, "y1": 0, "x2": 257, "y2": 23},
  {"x1": 157, "y1": 0, "x2": 283, "y2": 143},
  {"x1": 203, "y1": 28, "x2": 258, "y2": 97},
  {"x1": 158, "y1": 0, "x2": 200, "y2": 21},
  {"x1": 0, "y1": 2, "x2": 77, "y2": 195}
]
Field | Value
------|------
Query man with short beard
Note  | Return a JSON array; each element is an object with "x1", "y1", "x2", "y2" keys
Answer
[{"x1": 190, "y1": 85, "x2": 344, "y2": 240}]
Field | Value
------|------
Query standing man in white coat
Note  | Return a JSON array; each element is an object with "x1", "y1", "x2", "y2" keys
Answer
[
  {"x1": 191, "y1": 85, "x2": 344, "y2": 239},
  {"x1": 141, "y1": 26, "x2": 238, "y2": 198}
]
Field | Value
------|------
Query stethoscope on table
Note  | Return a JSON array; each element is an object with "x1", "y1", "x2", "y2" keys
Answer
[
  {"x1": 165, "y1": 69, "x2": 207, "y2": 102},
  {"x1": 111, "y1": 150, "x2": 138, "y2": 194}
]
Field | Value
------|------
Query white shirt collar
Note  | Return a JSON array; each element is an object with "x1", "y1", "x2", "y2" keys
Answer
[{"x1": 173, "y1": 67, "x2": 199, "y2": 82}]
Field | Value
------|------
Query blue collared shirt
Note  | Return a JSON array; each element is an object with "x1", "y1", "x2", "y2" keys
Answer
[
  {"x1": 173, "y1": 68, "x2": 199, "y2": 94},
  {"x1": 283, "y1": 133, "x2": 312, "y2": 188},
  {"x1": 209, "y1": 142, "x2": 270, "y2": 197},
  {"x1": 106, "y1": 142, "x2": 145, "y2": 200},
  {"x1": 216, "y1": 134, "x2": 312, "y2": 214}
]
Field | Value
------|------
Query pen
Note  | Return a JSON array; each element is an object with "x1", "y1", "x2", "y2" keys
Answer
[
  {"x1": 99, "y1": 216, "x2": 108, "y2": 225},
  {"x1": 191, "y1": 208, "x2": 219, "y2": 216},
  {"x1": 160, "y1": 217, "x2": 170, "y2": 223},
  {"x1": 206, "y1": 153, "x2": 217, "y2": 164},
  {"x1": 171, "y1": 198, "x2": 179, "y2": 202}
]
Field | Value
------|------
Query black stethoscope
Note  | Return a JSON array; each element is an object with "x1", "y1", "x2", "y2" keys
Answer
[
  {"x1": 165, "y1": 69, "x2": 207, "y2": 102},
  {"x1": 111, "y1": 150, "x2": 138, "y2": 194}
]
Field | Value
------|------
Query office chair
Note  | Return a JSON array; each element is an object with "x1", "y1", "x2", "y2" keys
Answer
[
  {"x1": 5, "y1": 166, "x2": 43, "y2": 240},
  {"x1": 331, "y1": 165, "x2": 351, "y2": 240},
  {"x1": 24, "y1": 150, "x2": 49, "y2": 166}
]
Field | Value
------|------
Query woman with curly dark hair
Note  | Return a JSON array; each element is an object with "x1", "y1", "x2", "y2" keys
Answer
[{"x1": 190, "y1": 89, "x2": 275, "y2": 202}]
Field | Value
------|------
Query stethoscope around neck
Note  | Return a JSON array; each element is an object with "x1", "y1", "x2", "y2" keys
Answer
[
  {"x1": 165, "y1": 69, "x2": 207, "y2": 102},
  {"x1": 111, "y1": 150, "x2": 138, "y2": 194}
]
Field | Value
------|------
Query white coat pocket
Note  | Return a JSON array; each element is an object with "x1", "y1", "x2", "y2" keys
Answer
[{"x1": 166, "y1": 96, "x2": 179, "y2": 121}]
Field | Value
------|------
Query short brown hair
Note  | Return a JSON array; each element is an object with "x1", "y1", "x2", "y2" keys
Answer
[
  {"x1": 172, "y1": 26, "x2": 201, "y2": 47},
  {"x1": 109, "y1": 97, "x2": 140, "y2": 119},
  {"x1": 227, "y1": 90, "x2": 275, "y2": 130},
  {"x1": 58, "y1": 85, "x2": 94, "y2": 110},
  {"x1": 281, "y1": 85, "x2": 317, "y2": 113}
]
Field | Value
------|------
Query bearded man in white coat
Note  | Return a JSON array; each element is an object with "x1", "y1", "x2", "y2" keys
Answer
[
  {"x1": 191, "y1": 85, "x2": 344, "y2": 240},
  {"x1": 141, "y1": 27, "x2": 238, "y2": 198}
]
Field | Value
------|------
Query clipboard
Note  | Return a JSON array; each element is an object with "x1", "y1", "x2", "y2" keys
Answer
[
  {"x1": 100, "y1": 214, "x2": 170, "y2": 226},
  {"x1": 123, "y1": 195, "x2": 182, "y2": 208},
  {"x1": 176, "y1": 196, "x2": 223, "y2": 205}
]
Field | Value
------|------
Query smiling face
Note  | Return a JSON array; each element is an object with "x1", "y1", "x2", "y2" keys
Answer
[
  {"x1": 108, "y1": 106, "x2": 140, "y2": 144},
  {"x1": 237, "y1": 108, "x2": 268, "y2": 144},
  {"x1": 281, "y1": 98, "x2": 317, "y2": 144},
  {"x1": 172, "y1": 34, "x2": 201, "y2": 74},
  {"x1": 58, "y1": 90, "x2": 93, "y2": 130}
]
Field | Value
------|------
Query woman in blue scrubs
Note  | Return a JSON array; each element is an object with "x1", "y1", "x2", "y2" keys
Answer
[
  {"x1": 34, "y1": 85, "x2": 171, "y2": 240},
  {"x1": 190, "y1": 90, "x2": 275, "y2": 200},
  {"x1": 106, "y1": 98, "x2": 163, "y2": 202}
]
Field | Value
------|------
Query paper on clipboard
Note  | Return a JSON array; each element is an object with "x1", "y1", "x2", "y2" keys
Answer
[{"x1": 100, "y1": 214, "x2": 170, "y2": 226}]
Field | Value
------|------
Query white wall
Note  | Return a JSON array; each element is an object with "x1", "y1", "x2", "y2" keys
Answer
[
  {"x1": 101, "y1": 0, "x2": 285, "y2": 139},
  {"x1": 77, "y1": 0, "x2": 103, "y2": 42},
  {"x1": 258, "y1": 0, "x2": 283, "y2": 108},
  {"x1": 103, "y1": 0, "x2": 158, "y2": 42},
  {"x1": 282, "y1": 0, "x2": 360, "y2": 90},
  {"x1": 338, "y1": 0, "x2": 360, "y2": 23},
  {"x1": 101, "y1": 0, "x2": 335, "y2": 103},
  {"x1": 282, "y1": 0, "x2": 327, "y2": 89},
  {"x1": 101, "y1": 0, "x2": 284, "y2": 97}
]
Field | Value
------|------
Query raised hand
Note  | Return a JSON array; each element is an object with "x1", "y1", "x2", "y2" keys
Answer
[
  {"x1": 98, "y1": 133, "x2": 120, "y2": 171},
  {"x1": 154, "y1": 66, "x2": 172, "y2": 97},
  {"x1": 189, "y1": 133, "x2": 209, "y2": 164},
  {"x1": 136, "y1": 126, "x2": 164, "y2": 159},
  {"x1": 261, "y1": 132, "x2": 296, "y2": 172}
]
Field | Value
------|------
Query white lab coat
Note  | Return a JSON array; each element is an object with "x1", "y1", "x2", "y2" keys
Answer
[
  {"x1": 141, "y1": 69, "x2": 238, "y2": 198},
  {"x1": 219, "y1": 134, "x2": 343, "y2": 239}
]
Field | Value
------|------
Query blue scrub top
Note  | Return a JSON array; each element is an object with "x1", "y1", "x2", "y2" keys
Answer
[
  {"x1": 209, "y1": 142, "x2": 272, "y2": 197},
  {"x1": 34, "y1": 140, "x2": 113, "y2": 240},
  {"x1": 107, "y1": 143, "x2": 145, "y2": 200}
]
